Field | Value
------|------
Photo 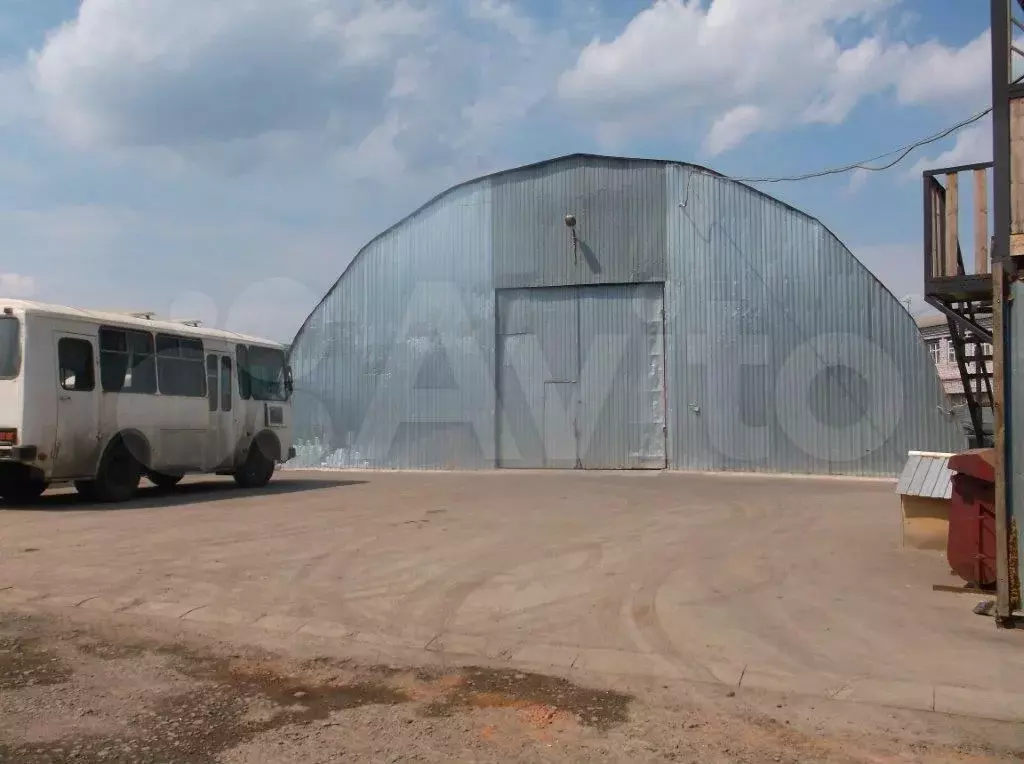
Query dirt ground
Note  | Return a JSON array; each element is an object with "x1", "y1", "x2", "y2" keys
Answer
[
  {"x1": 1, "y1": 607, "x2": 1021, "y2": 763},
  {"x1": 2, "y1": 470, "x2": 1024, "y2": 761}
]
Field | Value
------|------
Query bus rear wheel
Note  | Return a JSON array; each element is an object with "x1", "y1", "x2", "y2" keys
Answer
[
  {"x1": 148, "y1": 472, "x2": 183, "y2": 490},
  {"x1": 88, "y1": 441, "x2": 142, "y2": 503},
  {"x1": 0, "y1": 478, "x2": 48, "y2": 504},
  {"x1": 233, "y1": 443, "x2": 275, "y2": 489}
]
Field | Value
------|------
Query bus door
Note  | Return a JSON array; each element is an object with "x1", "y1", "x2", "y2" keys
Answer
[
  {"x1": 52, "y1": 331, "x2": 100, "y2": 479},
  {"x1": 205, "y1": 354, "x2": 236, "y2": 470}
]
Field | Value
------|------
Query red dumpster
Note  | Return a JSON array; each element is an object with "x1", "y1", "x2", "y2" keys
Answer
[{"x1": 946, "y1": 448, "x2": 997, "y2": 588}]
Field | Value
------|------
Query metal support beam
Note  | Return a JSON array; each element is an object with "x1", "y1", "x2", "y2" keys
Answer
[
  {"x1": 992, "y1": 0, "x2": 1018, "y2": 623},
  {"x1": 924, "y1": 297, "x2": 994, "y2": 342},
  {"x1": 993, "y1": 0, "x2": 1011, "y2": 264},
  {"x1": 994, "y1": 261, "x2": 1011, "y2": 620}
]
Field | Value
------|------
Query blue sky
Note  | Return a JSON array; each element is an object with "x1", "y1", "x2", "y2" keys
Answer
[{"x1": 0, "y1": 0, "x2": 994, "y2": 340}]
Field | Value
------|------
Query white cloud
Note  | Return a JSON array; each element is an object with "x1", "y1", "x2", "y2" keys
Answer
[
  {"x1": 704, "y1": 105, "x2": 763, "y2": 156},
  {"x1": 558, "y1": 0, "x2": 990, "y2": 154},
  {"x1": 0, "y1": 273, "x2": 36, "y2": 298},
  {"x1": 25, "y1": 0, "x2": 576, "y2": 180},
  {"x1": 894, "y1": 31, "x2": 990, "y2": 107},
  {"x1": 466, "y1": 0, "x2": 535, "y2": 45},
  {"x1": 30, "y1": 0, "x2": 432, "y2": 150}
]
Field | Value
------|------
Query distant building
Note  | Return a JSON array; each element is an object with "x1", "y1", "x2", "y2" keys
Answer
[{"x1": 916, "y1": 314, "x2": 993, "y2": 407}]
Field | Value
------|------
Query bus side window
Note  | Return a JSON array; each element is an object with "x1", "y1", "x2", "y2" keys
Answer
[
  {"x1": 221, "y1": 356, "x2": 233, "y2": 411},
  {"x1": 236, "y1": 344, "x2": 251, "y2": 400},
  {"x1": 156, "y1": 334, "x2": 206, "y2": 397},
  {"x1": 99, "y1": 327, "x2": 156, "y2": 394},
  {"x1": 58, "y1": 338, "x2": 95, "y2": 392},
  {"x1": 206, "y1": 355, "x2": 218, "y2": 412}
]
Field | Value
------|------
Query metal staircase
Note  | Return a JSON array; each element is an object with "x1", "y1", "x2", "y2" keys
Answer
[{"x1": 923, "y1": 166, "x2": 995, "y2": 446}]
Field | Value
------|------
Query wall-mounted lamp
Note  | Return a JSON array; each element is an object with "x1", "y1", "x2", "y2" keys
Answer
[{"x1": 565, "y1": 213, "x2": 579, "y2": 264}]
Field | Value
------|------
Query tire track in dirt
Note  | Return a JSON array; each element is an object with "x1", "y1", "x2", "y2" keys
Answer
[
  {"x1": 392, "y1": 537, "x2": 610, "y2": 654},
  {"x1": 618, "y1": 497, "x2": 791, "y2": 683}
]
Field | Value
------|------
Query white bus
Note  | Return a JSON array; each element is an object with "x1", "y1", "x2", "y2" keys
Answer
[{"x1": 0, "y1": 299, "x2": 295, "y2": 503}]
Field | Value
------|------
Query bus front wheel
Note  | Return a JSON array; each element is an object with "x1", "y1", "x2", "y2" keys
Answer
[{"x1": 233, "y1": 443, "x2": 275, "y2": 489}]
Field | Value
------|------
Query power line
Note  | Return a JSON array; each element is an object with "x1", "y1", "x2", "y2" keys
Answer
[{"x1": 730, "y1": 106, "x2": 992, "y2": 184}]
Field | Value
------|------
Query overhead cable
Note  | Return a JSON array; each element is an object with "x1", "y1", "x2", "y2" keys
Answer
[{"x1": 731, "y1": 107, "x2": 992, "y2": 184}]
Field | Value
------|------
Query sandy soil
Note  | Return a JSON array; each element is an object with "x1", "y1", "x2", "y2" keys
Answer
[{"x1": 1, "y1": 607, "x2": 1021, "y2": 764}]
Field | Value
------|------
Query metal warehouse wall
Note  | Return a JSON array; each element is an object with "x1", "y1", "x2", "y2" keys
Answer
[
  {"x1": 289, "y1": 182, "x2": 497, "y2": 469},
  {"x1": 665, "y1": 166, "x2": 963, "y2": 475},
  {"x1": 492, "y1": 156, "x2": 666, "y2": 288},
  {"x1": 289, "y1": 154, "x2": 965, "y2": 475}
]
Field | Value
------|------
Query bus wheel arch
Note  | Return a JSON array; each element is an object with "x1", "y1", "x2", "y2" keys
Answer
[
  {"x1": 78, "y1": 431, "x2": 148, "y2": 503},
  {"x1": 234, "y1": 430, "x2": 278, "y2": 489},
  {"x1": 115, "y1": 430, "x2": 151, "y2": 470},
  {"x1": 253, "y1": 430, "x2": 282, "y2": 462}
]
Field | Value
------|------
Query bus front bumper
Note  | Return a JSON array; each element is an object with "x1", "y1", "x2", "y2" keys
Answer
[{"x1": 0, "y1": 445, "x2": 38, "y2": 463}]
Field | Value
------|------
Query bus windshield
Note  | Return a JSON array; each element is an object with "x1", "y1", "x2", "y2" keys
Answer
[
  {"x1": 247, "y1": 345, "x2": 288, "y2": 401},
  {"x1": 0, "y1": 316, "x2": 20, "y2": 380}
]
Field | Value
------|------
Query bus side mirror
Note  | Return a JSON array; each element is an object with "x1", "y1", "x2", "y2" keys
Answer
[{"x1": 284, "y1": 366, "x2": 294, "y2": 397}]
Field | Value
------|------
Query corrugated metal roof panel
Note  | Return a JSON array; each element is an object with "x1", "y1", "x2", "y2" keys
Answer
[
  {"x1": 896, "y1": 451, "x2": 953, "y2": 499},
  {"x1": 897, "y1": 453, "x2": 924, "y2": 494}
]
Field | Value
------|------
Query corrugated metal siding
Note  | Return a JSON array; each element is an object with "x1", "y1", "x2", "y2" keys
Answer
[
  {"x1": 289, "y1": 182, "x2": 495, "y2": 469},
  {"x1": 664, "y1": 165, "x2": 964, "y2": 475},
  {"x1": 1008, "y1": 281, "x2": 1024, "y2": 600},
  {"x1": 896, "y1": 452, "x2": 953, "y2": 499},
  {"x1": 288, "y1": 154, "x2": 965, "y2": 476},
  {"x1": 492, "y1": 157, "x2": 666, "y2": 289}
]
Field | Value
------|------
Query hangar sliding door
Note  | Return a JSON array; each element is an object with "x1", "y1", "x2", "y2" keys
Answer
[{"x1": 496, "y1": 283, "x2": 666, "y2": 469}]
